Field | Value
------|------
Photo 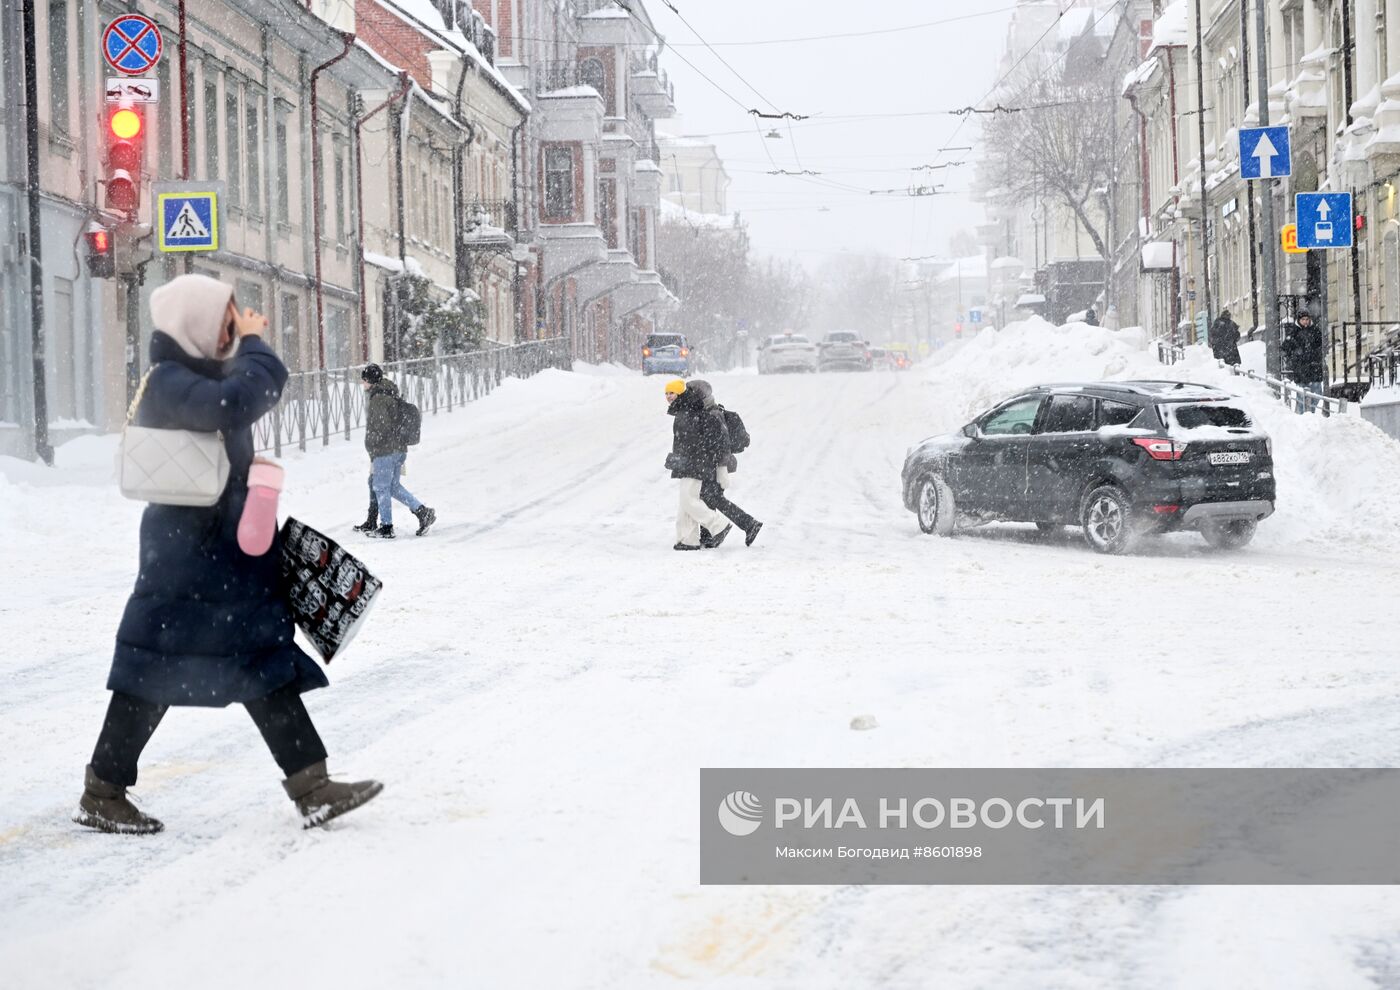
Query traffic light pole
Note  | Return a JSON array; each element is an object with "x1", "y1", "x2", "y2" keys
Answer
[
  {"x1": 1192, "y1": 0, "x2": 1214, "y2": 342},
  {"x1": 20, "y1": 0, "x2": 52, "y2": 465},
  {"x1": 1254, "y1": 0, "x2": 1282, "y2": 376}
]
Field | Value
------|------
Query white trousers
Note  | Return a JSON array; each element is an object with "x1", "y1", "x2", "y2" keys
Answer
[{"x1": 676, "y1": 477, "x2": 729, "y2": 547}]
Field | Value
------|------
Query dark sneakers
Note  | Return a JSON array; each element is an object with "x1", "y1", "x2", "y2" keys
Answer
[
  {"x1": 413, "y1": 505, "x2": 436, "y2": 536},
  {"x1": 673, "y1": 542, "x2": 702, "y2": 551},
  {"x1": 283, "y1": 760, "x2": 384, "y2": 829},
  {"x1": 745, "y1": 522, "x2": 763, "y2": 547},
  {"x1": 352, "y1": 513, "x2": 378, "y2": 533},
  {"x1": 73, "y1": 765, "x2": 164, "y2": 835},
  {"x1": 370, "y1": 524, "x2": 395, "y2": 539},
  {"x1": 702, "y1": 525, "x2": 734, "y2": 549}
]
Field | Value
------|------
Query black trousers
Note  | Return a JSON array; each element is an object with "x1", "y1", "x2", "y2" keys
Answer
[
  {"x1": 90, "y1": 685, "x2": 328, "y2": 787},
  {"x1": 701, "y1": 478, "x2": 757, "y2": 533}
]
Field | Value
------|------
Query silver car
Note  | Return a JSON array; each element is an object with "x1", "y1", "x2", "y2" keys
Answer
[
  {"x1": 757, "y1": 333, "x2": 819, "y2": 374},
  {"x1": 819, "y1": 331, "x2": 873, "y2": 372}
]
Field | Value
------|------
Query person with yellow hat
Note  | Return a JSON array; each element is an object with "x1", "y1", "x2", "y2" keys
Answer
[{"x1": 663, "y1": 379, "x2": 731, "y2": 550}]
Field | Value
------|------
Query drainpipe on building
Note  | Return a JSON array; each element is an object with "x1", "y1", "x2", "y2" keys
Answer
[
  {"x1": 1239, "y1": 0, "x2": 1261, "y2": 336},
  {"x1": 20, "y1": 0, "x2": 51, "y2": 465},
  {"x1": 1252, "y1": 0, "x2": 1283, "y2": 377},
  {"x1": 355, "y1": 71, "x2": 411, "y2": 359},
  {"x1": 451, "y1": 58, "x2": 479, "y2": 297},
  {"x1": 310, "y1": 30, "x2": 355, "y2": 373},
  {"x1": 1340, "y1": 0, "x2": 1363, "y2": 383},
  {"x1": 1163, "y1": 45, "x2": 1184, "y2": 337}
]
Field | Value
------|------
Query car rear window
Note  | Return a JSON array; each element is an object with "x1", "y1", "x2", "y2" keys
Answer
[
  {"x1": 827, "y1": 332, "x2": 860, "y2": 342},
  {"x1": 1170, "y1": 403, "x2": 1252, "y2": 429},
  {"x1": 1098, "y1": 399, "x2": 1140, "y2": 427},
  {"x1": 646, "y1": 335, "x2": 683, "y2": 349},
  {"x1": 776, "y1": 335, "x2": 810, "y2": 344}
]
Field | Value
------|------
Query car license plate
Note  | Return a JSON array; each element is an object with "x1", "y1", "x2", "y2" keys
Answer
[{"x1": 1209, "y1": 451, "x2": 1251, "y2": 465}]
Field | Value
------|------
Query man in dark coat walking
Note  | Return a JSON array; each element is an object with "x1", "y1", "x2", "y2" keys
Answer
[
  {"x1": 357, "y1": 364, "x2": 435, "y2": 538},
  {"x1": 664, "y1": 379, "x2": 731, "y2": 550},
  {"x1": 1281, "y1": 311, "x2": 1328, "y2": 412},
  {"x1": 78, "y1": 274, "x2": 382, "y2": 834},
  {"x1": 688, "y1": 380, "x2": 762, "y2": 548},
  {"x1": 1208, "y1": 309, "x2": 1242, "y2": 366}
]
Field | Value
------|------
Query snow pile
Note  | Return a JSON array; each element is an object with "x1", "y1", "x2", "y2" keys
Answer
[{"x1": 920, "y1": 318, "x2": 1400, "y2": 552}]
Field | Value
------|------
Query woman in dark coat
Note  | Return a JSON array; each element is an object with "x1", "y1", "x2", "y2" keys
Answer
[
  {"x1": 77, "y1": 274, "x2": 381, "y2": 834},
  {"x1": 664, "y1": 379, "x2": 731, "y2": 550},
  {"x1": 1208, "y1": 310, "x2": 1242, "y2": 366}
]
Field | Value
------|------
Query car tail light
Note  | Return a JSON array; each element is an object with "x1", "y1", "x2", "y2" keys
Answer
[
  {"x1": 1153, "y1": 504, "x2": 1181, "y2": 514},
  {"x1": 680, "y1": 347, "x2": 689, "y2": 357},
  {"x1": 642, "y1": 347, "x2": 652, "y2": 357},
  {"x1": 1132, "y1": 437, "x2": 1188, "y2": 461}
]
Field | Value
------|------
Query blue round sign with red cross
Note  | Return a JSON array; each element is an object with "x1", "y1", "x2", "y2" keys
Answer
[{"x1": 103, "y1": 15, "x2": 163, "y2": 77}]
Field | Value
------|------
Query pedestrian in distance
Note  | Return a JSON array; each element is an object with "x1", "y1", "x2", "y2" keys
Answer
[
  {"x1": 77, "y1": 274, "x2": 382, "y2": 835},
  {"x1": 664, "y1": 379, "x2": 732, "y2": 551},
  {"x1": 1083, "y1": 307, "x2": 1099, "y2": 327},
  {"x1": 359, "y1": 364, "x2": 436, "y2": 538},
  {"x1": 688, "y1": 380, "x2": 762, "y2": 548},
  {"x1": 1208, "y1": 309, "x2": 1242, "y2": 366},
  {"x1": 1281, "y1": 311, "x2": 1328, "y2": 413}
]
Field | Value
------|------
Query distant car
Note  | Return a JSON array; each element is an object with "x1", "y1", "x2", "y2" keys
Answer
[
  {"x1": 642, "y1": 333, "x2": 692, "y2": 376},
  {"x1": 889, "y1": 350, "x2": 913, "y2": 371},
  {"x1": 819, "y1": 331, "x2": 873, "y2": 372},
  {"x1": 757, "y1": 333, "x2": 819, "y2": 374},
  {"x1": 868, "y1": 347, "x2": 893, "y2": 371},
  {"x1": 900, "y1": 381, "x2": 1276, "y2": 554}
]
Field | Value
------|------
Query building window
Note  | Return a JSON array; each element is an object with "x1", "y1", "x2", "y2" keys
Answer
[
  {"x1": 579, "y1": 56, "x2": 606, "y2": 110},
  {"x1": 203, "y1": 78, "x2": 219, "y2": 180},
  {"x1": 334, "y1": 138, "x2": 346, "y2": 243},
  {"x1": 279, "y1": 292, "x2": 301, "y2": 367},
  {"x1": 327, "y1": 306, "x2": 351, "y2": 368},
  {"x1": 48, "y1": 1, "x2": 69, "y2": 138},
  {"x1": 544, "y1": 146, "x2": 575, "y2": 220},
  {"x1": 246, "y1": 96, "x2": 263, "y2": 217},
  {"x1": 235, "y1": 279, "x2": 264, "y2": 314},
  {"x1": 225, "y1": 84, "x2": 242, "y2": 209},
  {"x1": 275, "y1": 103, "x2": 290, "y2": 225},
  {"x1": 156, "y1": 57, "x2": 173, "y2": 178},
  {"x1": 599, "y1": 178, "x2": 617, "y2": 248}
]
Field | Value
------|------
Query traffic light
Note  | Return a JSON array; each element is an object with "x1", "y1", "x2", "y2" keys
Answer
[
  {"x1": 85, "y1": 221, "x2": 116, "y2": 278},
  {"x1": 105, "y1": 103, "x2": 145, "y2": 214}
]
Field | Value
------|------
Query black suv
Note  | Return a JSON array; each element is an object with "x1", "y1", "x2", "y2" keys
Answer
[{"x1": 901, "y1": 381, "x2": 1276, "y2": 553}]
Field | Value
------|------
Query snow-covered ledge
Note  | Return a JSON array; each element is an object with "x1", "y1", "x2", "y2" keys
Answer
[
  {"x1": 1366, "y1": 73, "x2": 1400, "y2": 162},
  {"x1": 1290, "y1": 48, "x2": 1331, "y2": 120}
]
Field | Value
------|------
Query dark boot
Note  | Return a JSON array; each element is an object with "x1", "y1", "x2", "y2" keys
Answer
[
  {"x1": 73, "y1": 765, "x2": 164, "y2": 835},
  {"x1": 413, "y1": 505, "x2": 436, "y2": 537},
  {"x1": 673, "y1": 542, "x2": 701, "y2": 551},
  {"x1": 745, "y1": 521, "x2": 763, "y2": 547},
  {"x1": 282, "y1": 760, "x2": 383, "y2": 829},
  {"x1": 702, "y1": 525, "x2": 733, "y2": 549},
  {"x1": 372, "y1": 524, "x2": 395, "y2": 539},
  {"x1": 352, "y1": 498, "x2": 378, "y2": 533}
]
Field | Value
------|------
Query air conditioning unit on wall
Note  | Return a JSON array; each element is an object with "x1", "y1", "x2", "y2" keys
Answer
[{"x1": 310, "y1": 0, "x2": 356, "y2": 34}]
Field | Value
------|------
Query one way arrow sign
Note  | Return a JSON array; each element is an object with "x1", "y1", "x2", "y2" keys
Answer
[{"x1": 1240, "y1": 126, "x2": 1291, "y2": 180}]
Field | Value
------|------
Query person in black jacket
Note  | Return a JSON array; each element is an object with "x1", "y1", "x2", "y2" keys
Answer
[
  {"x1": 1281, "y1": 311, "x2": 1328, "y2": 413},
  {"x1": 1208, "y1": 309, "x2": 1242, "y2": 366},
  {"x1": 78, "y1": 274, "x2": 381, "y2": 834},
  {"x1": 664, "y1": 379, "x2": 731, "y2": 550},
  {"x1": 688, "y1": 380, "x2": 762, "y2": 548},
  {"x1": 359, "y1": 364, "x2": 435, "y2": 538}
]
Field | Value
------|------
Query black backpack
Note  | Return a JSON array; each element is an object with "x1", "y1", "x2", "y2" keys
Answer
[
  {"x1": 394, "y1": 396, "x2": 422, "y2": 446},
  {"x1": 723, "y1": 408, "x2": 750, "y2": 453}
]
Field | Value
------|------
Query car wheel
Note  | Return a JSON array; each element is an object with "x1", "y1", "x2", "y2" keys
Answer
[
  {"x1": 1080, "y1": 484, "x2": 1135, "y2": 555},
  {"x1": 1200, "y1": 518, "x2": 1257, "y2": 550},
  {"x1": 915, "y1": 473, "x2": 955, "y2": 536}
]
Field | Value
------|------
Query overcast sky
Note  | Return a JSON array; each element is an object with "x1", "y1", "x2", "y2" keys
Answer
[{"x1": 649, "y1": 1, "x2": 1013, "y2": 265}]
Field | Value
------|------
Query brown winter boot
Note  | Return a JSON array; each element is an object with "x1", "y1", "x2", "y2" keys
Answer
[
  {"x1": 73, "y1": 765, "x2": 164, "y2": 835},
  {"x1": 282, "y1": 760, "x2": 383, "y2": 829}
]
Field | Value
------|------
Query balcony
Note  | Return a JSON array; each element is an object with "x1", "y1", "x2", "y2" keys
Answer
[
  {"x1": 630, "y1": 55, "x2": 676, "y2": 119},
  {"x1": 463, "y1": 200, "x2": 517, "y2": 249}
]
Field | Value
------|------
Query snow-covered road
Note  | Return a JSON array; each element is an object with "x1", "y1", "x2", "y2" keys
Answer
[{"x1": 4, "y1": 326, "x2": 1400, "y2": 988}]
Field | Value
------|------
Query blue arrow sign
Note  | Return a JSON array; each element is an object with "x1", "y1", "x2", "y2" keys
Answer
[
  {"x1": 157, "y1": 192, "x2": 219, "y2": 252},
  {"x1": 1239, "y1": 126, "x2": 1291, "y2": 180},
  {"x1": 1296, "y1": 192, "x2": 1353, "y2": 250}
]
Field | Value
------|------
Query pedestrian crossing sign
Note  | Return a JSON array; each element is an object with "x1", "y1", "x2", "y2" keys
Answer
[{"x1": 156, "y1": 191, "x2": 218, "y2": 252}]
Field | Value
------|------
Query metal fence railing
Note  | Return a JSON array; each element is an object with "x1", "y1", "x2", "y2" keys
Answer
[
  {"x1": 1154, "y1": 337, "x2": 1346, "y2": 415},
  {"x1": 255, "y1": 337, "x2": 571, "y2": 455}
]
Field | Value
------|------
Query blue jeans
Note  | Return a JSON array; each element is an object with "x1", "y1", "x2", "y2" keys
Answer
[{"x1": 370, "y1": 453, "x2": 422, "y2": 525}]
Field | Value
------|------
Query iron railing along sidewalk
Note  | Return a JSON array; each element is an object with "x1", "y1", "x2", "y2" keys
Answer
[{"x1": 255, "y1": 337, "x2": 571, "y2": 455}]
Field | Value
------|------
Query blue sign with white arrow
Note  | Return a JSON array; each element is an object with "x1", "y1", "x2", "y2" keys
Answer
[
  {"x1": 1239, "y1": 126, "x2": 1291, "y2": 180},
  {"x1": 1296, "y1": 192, "x2": 1353, "y2": 250}
]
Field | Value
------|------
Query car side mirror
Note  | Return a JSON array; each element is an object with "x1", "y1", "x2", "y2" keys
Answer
[{"x1": 962, "y1": 423, "x2": 980, "y2": 440}]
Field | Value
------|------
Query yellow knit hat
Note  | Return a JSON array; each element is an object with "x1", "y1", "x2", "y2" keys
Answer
[{"x1": 663, "y1": 379, "x2": 686, "y2": 396}]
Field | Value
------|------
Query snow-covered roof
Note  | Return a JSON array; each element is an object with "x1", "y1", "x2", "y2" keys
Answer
[
  {"x1": 539, "y1": 85, "x2": 604, "y2": 100},
  {"x1": 1151, "y1": 0, "x2": 1189, "y2": 50}
]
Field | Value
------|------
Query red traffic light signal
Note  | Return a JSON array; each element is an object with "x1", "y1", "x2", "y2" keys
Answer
[
  {"x1": 85, "y1": 222, "x2": 116, "y2": 278},
  {"x1": 105, "y1": 104, "x2": 145, "y2": 214}
]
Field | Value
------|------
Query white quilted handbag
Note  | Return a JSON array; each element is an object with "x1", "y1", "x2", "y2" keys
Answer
[{"x1": 118, "y1": 368, "x2": 231, "y2": 507}]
